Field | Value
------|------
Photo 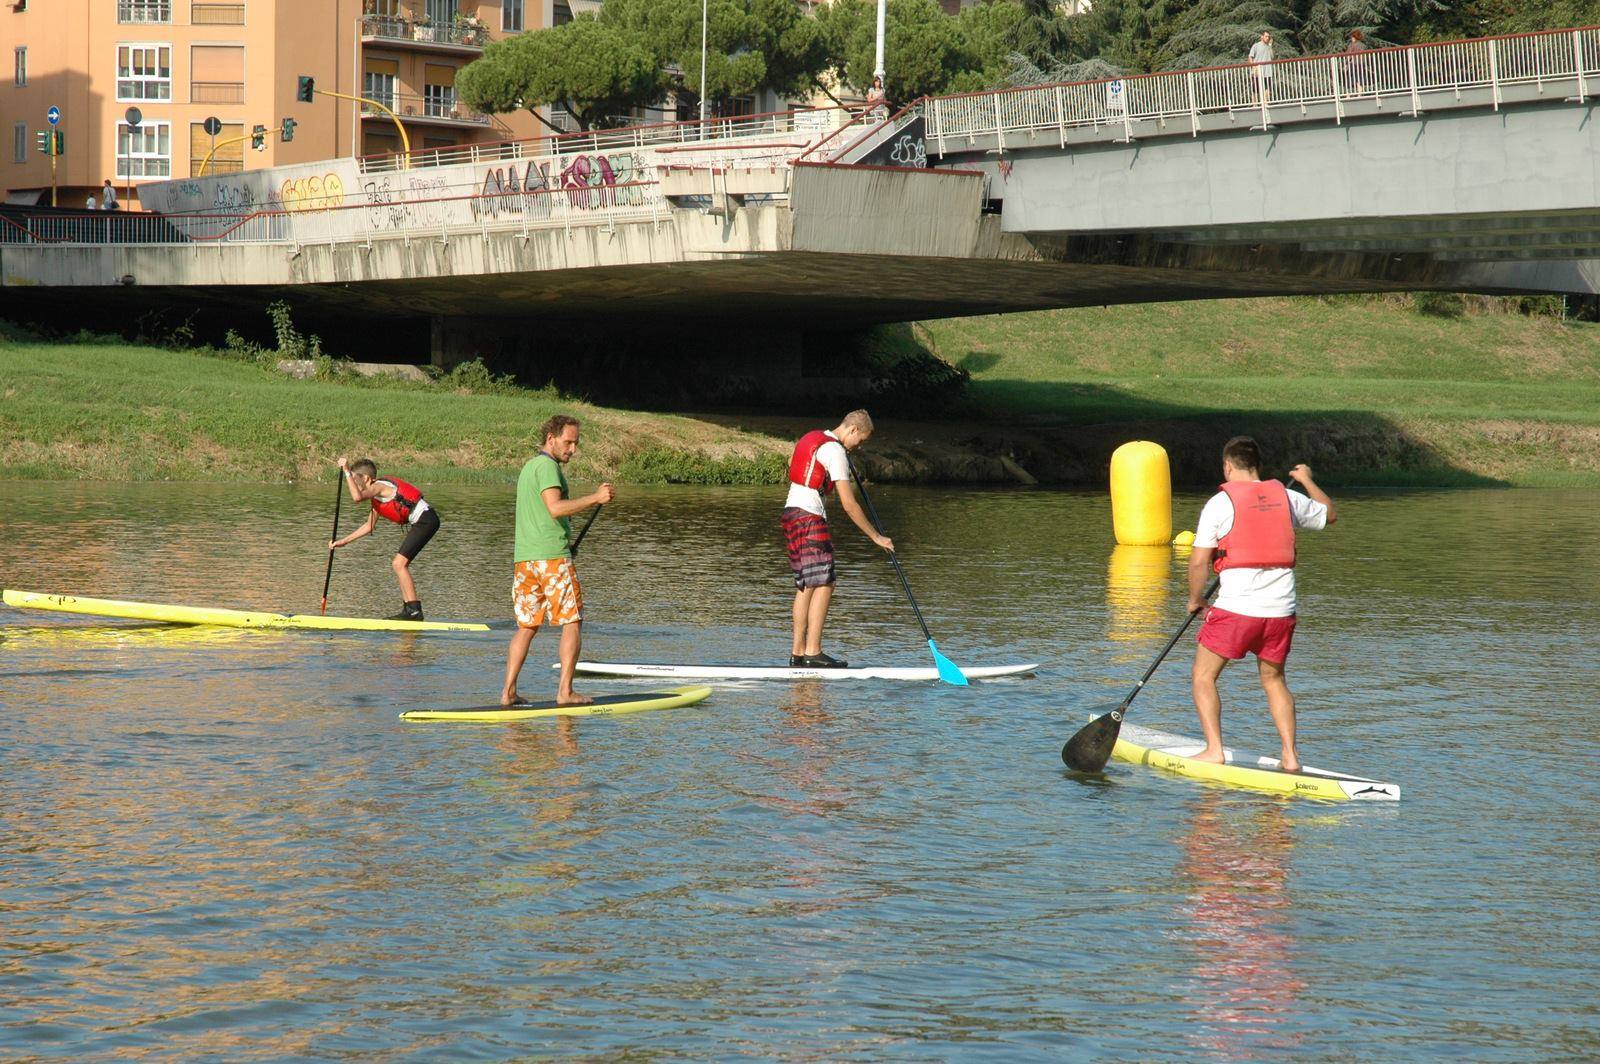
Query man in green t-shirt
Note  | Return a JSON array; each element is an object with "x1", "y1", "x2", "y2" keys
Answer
[{"x1": 501, "y1": 413, "x2": 615, "y2": 705}]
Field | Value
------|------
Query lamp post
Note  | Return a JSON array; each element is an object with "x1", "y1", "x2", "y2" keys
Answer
[
  {"x1": 874, "y1": 0, "x2": 886, "y2": 85},
  {"x1": 699, "y1": 0, "x2": 708, "y2": 123}
]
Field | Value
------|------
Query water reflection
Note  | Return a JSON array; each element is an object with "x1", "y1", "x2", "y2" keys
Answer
[
  {"x1": 1174, "y1": 794, "x2": 1305, "y2": 1059},
  {"x1": 1106, "y1": 544, "x2": 1174, "y2": 648}
]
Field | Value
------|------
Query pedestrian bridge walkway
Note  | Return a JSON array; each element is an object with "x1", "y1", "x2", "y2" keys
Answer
[{"x1": 0, "y1": 24, "x2": 1596, "y2": 351}]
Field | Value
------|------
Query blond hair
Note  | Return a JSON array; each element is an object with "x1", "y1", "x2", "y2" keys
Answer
[{"x1": 840, "y1": 409, "x2": 874, "y2": 434}]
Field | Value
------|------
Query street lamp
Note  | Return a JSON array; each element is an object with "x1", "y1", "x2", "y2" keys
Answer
[
  {"x1": 699, "y1": 0, "x2": 708, "y2": 123},
  {"x1": 874, "y1": 0, "x2": 886, "y2": 85}
]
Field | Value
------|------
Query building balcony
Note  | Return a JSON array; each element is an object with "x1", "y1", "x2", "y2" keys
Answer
[
  {"x1": 360, "y1": 14, "x2": 488, "y2": 53},
  {"x1": 361, "y1": 91, "x2": 497, "y2": 128},
  {"x1": 192, "y1": 2, "x2": 246, "y2": 25},
  {"x1": 118, "y1": 0, "x2": 171, "y2": 22}
]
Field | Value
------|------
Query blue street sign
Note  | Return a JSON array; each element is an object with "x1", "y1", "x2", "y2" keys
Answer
[{"x1": 46, "y1": 106, "x2": 60, "y2": 126}]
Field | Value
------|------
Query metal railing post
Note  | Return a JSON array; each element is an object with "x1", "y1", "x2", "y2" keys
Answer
[
  {"x1": 993, "y1": 92, "x2": 1004, "y2": 152},
  {"x1": 1404, "y1": 46, "x2": 1424, "y2": 116},
  {"x1": 1122, "y1": 82, "x2": 1135, "y2": 142},
  {"x1": 1055, "y1": 84, "x2": 1067, "y2": 147},
  {"x1": 1331, "y1": 56, "x2": 1344, "y2": 124},
  {"x1": 1186, "y1": 71, "x2": 1199, "y2": 136},
  {"x1": 1574, "y1": 30, "x2": 1588, "y2": 103},
  {"x1": 932, "y1": 96, "x2": 946, "y2": 157},
  {"x1": 1489, "y1": 39, "x2": 1501, "y2": 110}
]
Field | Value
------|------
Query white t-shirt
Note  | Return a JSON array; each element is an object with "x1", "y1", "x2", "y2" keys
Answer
[
  {"x1": 783, "y1": 433, "x2": 850, "y2": 517},
  {"x1": 1194, "y1": 483, "x2": 1327, "y2": 618},
  {"x1": 1249, "y1": 41, "x2": 1274, "y2": 67}
]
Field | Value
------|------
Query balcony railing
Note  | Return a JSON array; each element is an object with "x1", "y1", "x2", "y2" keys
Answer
[
  {"x1": 118, "y1": 0, "x2": 171, "y2": 22},
  {"x1": 360, "y1": 14, "x2": 488, "y2": 48},
  {"x1": 362, "y1": 90, "x2": 494, "y2": 126},
  {"x1": 191, "y1": 81, "x2": 245, "y2": 105},
  {"x1": 191, "y1": 2, "x2": 245, "y2": 24}
]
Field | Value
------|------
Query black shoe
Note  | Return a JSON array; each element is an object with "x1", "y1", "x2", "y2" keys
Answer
[
  {"x1": 790, "y1": 654, "x2": 807, "y2": 667},
  {"x1": 390, "y1": 601, "x2": 424, "y2": 622},
  {"x1": 799, "y1": 652, "x2": 848, "y2": 669}
]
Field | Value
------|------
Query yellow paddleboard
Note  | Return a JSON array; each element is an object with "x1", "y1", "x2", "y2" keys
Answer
[
  {"x1": 401, "y1": 685, "x2": 713, "y2": 722},
  {"x1": 1112, "y1": 721, "x2": 1400, "y2": 802},
  {"x1": 2, "y1": 589, "x2": 490, "y2": 633}
]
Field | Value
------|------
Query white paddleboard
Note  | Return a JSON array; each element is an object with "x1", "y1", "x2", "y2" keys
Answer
[{"x1": 564, "y1": 661, "x2": 1039, "y2": 681}]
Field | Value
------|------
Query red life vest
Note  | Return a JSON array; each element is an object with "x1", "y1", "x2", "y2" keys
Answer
[
  {"x1": 788, "y1": 430, "x2": 838, "y2": 495},
  {"x1": 1214, "y1": 480, "x2": 1296, "y2": 572},
  {"x1": 372, "y1": 477, "x2": 424, "y2": 524}
]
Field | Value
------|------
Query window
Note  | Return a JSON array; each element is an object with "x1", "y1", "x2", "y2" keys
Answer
[
  {"x1": 13, "y1": 121, "x2": 26, "y2": 164},
  {"x1": 117, "y1": 119, "x2": 171, "y2": 177},
  {"x1": 14, "y1": 46, "x2": 24, "y2": 87},
  {"x1": 118, "y1": 0, "x2": 172, "y2": 22},
  {"x1": 552, "y1": 1, "x2": 571, "y2": 26},
  {"x1": 502, "y1": 0, "x2": 523, "y2": 32},
  {"x1": 425, "y1": 0, "x2": 454, "y2": 23},
  {"x1": 424, "y1": 63, "x2": 456, "y2": 117},
  {"x1": 190, "y1": 44, "x2": 245, "y2": 104},
  {"x1": 117, "y1": 44, "x2": 172, "y2": 101},
  {"x1": 363, "y1": 63, "x2": 397, "y2": 111},
  {"x1": 189, "y1": 120, "x2": 242, "y2": 175}
]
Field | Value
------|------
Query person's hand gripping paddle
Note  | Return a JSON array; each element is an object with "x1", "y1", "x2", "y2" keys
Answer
[
  {"x1": 1061, "y1": 576, "x2": 1219, "y2": 772},
  {"x1": 846, "y1": 456, "x2": 968, "y2": 687},
  {"x1": 320, "y1": 466, "x2": 346, "y2": 615}
]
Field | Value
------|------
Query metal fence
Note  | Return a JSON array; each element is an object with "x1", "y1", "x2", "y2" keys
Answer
[{"x1": 925, "y1": 26, "x2": 1600, "y2": 152}]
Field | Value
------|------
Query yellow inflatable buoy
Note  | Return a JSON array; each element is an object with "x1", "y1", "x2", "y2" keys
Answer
[
  {"x1": 1109, "y1": 441, "x2": 1172, "y2": 546},
  {"x1": 1172, "y1": 530, "x2": 1195, "y2": 546}
]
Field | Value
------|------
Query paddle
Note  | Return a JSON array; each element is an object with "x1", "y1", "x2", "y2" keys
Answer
[
  {"x1": 569, "y1": 504, "x2": 602, "y2": 557},
  {"x1": 1061, "y1": 576, "x2": 1219, "y2": 772},
  {"x1": 845, "y1": 457, "x2": 968, "y2": 686},
  {"x1": 320, "y1": 467, "x2": 346, "y2": 615}
]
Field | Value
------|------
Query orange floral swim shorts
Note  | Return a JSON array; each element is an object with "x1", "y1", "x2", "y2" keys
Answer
[{"x1": 512, "y1": 558, "x2": 583, "y2": 628}]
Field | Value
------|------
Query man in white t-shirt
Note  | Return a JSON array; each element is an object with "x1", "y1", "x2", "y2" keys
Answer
[
  {"x1": 1186, "y1": 436, "x2": 1336, "y2": 772},
  {"x1": 1248, "y1": 31, "x2": 1275, "y2": 102},
  {"x1": 781, "y1": 409, "x2": 894, "y2": 667}
]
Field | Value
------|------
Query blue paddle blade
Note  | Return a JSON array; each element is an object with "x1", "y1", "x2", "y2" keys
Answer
[{"x1": 928, "y1": 639, "x2": 969, "y2": 686}]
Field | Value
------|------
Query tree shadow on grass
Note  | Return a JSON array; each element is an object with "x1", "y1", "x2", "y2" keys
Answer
[{"x1": 957, "y1": 378, "x2": 1507, "y2": 488}]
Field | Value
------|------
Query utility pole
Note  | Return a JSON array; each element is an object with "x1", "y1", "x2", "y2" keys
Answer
[
  {"x1": 699, "y1": 0, "x2": 708, "y2": 124},
  {"x1": 874, "y1": 0, "x2": 887, "y2": 86}
]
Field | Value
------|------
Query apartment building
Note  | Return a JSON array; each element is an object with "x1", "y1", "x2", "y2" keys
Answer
[{"x1": 1, "y1": 0, "x2": 546, "y2": 209}]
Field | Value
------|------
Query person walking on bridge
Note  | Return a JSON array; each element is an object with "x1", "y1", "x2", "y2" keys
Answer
[
  {"x1": 782, "y1": 409, "x2": 893, "y2": 668},
  {"x1": 1249, "y1": 31, "x2": 1275, "y2": 103},
  {"x1": 1186, "y1": 437, "x2": 1335, "y2": 773},
  {"x1": 501, "y1": 414, "x2": 614, "y2": 706}
]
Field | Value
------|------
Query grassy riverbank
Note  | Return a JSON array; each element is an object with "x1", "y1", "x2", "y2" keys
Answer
[
  {"x1": 918, "y1": 295, "x2": 1600, "y2": 487},
  {"x1": 4, "y1": 295, "x2": 1599, "y2": 486}
]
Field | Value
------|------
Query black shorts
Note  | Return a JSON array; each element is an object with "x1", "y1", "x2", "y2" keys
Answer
[{"x1": 397, "y1": 507, "x2": 439, "y2": 561}]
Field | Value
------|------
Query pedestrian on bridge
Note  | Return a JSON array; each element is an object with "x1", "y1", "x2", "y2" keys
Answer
[
  {"x1": 1344, "y1": 30, "x2": 1370, "y2": 96},
  {"x1": 101, "y1": 180, "x2": 118, "y2": 211},
  {"x1": 1249, "y1": 32, "x2": 1275, "y2": 103},
  {"x1": 865, "y1": 76, "x2": 889, "y2": 119}
]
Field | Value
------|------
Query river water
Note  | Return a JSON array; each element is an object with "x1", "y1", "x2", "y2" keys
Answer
[{"x1": 1, "y1": 482, "x2": 1596, "y2": 1060}]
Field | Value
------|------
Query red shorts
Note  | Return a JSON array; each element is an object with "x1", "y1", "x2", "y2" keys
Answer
[{"x1": 1197, "y1": 607, "x2": 1297, "y2": 664}]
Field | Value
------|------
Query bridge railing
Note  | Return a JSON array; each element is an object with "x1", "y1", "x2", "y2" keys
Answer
[
  {"x1": 925, "y1": 25, "x2": 1600, "y2": 151},
  {"x1": 357, "y1": 105, "x2": 852, "y2": 175}
]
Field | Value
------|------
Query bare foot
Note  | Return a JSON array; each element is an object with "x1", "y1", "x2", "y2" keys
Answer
[
  {"x1": 556, "y1": 691, "x2": 594, "y2": 706},
  {"x1": 500, "y1": 690, "x2": 520, "y2": 707},
  {"x1": 1280, "y1": 751, "x2": 1302, "y2": 772},
  {"x1": 1191, "y1": 747, "x2": 1227, "y2": 764}
]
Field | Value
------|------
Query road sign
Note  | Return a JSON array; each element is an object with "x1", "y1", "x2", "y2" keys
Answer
[
  {"x1": 203, "y1": 116, "x2": 222, "y2": 136},
  {"x1": 125, "y1": 106, "x2": 142, "y2": 129},
  {"x1": 46, "y1": 105, "x2": 59, "y2": 126},
  {"x1": 1106, "y1": 80, "x2": 1126, "y2": 113}
]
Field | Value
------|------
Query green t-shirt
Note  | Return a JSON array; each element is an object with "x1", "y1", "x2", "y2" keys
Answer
[{"x1": 514, "y1": 453, "x2": 571, "y2": 562}]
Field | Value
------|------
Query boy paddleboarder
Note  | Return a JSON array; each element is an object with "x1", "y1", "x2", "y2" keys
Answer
[{"x1": 328, "y1": 457, "x2": 439, "y2": 620}]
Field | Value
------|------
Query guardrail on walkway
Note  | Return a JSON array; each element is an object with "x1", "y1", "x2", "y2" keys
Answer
[{"x1": 925, "y1": 25, "x2": 1600, "y2": 152}]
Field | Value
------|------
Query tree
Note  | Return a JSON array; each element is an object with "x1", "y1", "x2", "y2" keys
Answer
[
  {"x1": 818, "y1": 0, "x2": 972, "y2": 101},
  {"x1": 601, "y1": 0, "x2": 829, "y2": 114},
  {"x1": 456, "y1": 15, "x2": 658, "y2": 130},
  {"x1": 1156, "y1": 0, "x2": 1454, "y2": 69}
]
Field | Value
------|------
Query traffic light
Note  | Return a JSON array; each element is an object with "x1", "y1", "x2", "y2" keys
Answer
[
  {"x1": 280, "y1": 117, "x2": 296, "y2": 142},
  {"x1": 251, "y1": 124, "x2": 267, "y2": 150},
  {"x1": 53, "y1": 130, "x2": 62, "y2": 154},
  {"x1": 296, "y1": 76, "x2": 315, "y2": 103},
  {"x1": 34, "y1": 130, "x2": 62, "y2": 155},
  {"x1": 34, "y1": 130, "x2": 47, "y2": 154}
]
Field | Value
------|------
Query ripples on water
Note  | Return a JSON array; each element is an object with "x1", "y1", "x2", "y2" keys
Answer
[{"x1": 1, "y1": 483, "x2": 1597, "y2": 1059}]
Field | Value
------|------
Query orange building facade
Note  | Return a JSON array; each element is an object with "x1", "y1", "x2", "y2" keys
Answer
[{"x1": 1, "y1": 0, "x2": 546, "y2": 209}]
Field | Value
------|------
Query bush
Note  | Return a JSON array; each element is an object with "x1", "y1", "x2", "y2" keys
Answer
[
  {"x1": 616, "y1": 447, "x2": 785, "y2": 485},
  {"x1": 1414, "y1": 292, "x2": 1465, "y2": 319}
]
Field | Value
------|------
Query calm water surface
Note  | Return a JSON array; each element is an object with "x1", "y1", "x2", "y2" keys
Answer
[{"x1": 1, "y1": 482, "x2": 1597, "y2": 1060}]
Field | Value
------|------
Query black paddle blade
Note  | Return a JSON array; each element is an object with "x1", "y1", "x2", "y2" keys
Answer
[{"x1": 1062, "y1": 711, "x2": 1123, "y2": 772}]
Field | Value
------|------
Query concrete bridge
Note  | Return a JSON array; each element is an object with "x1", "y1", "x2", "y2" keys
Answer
[{"x1": 1, "y1": 25, "x2": 1596, "y2": 366}]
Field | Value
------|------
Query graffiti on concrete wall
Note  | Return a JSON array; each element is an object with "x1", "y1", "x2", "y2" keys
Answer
[
  {"x1": 558, "y1": 152, "x2": 647, "y2": 209},
  {"x1": 281, "y1": 173, "x2": 346, "y2": 214},
  {"x1": 469, "y1": 151, "x2": 648, "y2": 219}
]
